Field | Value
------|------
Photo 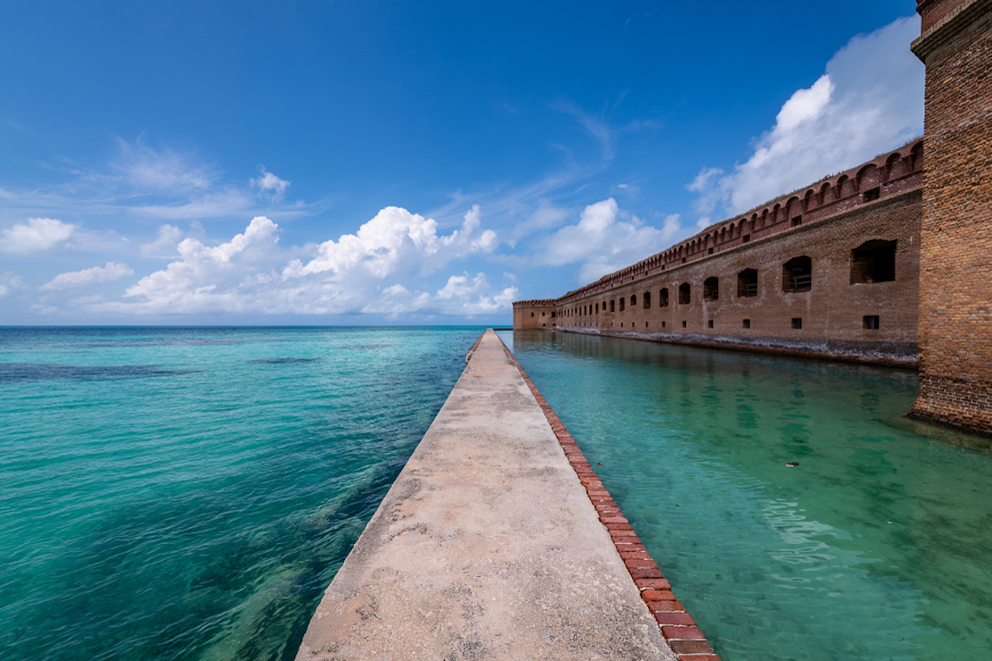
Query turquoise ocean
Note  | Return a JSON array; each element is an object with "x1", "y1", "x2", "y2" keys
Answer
[
  {"x1": 0, "y1": 326, "x2": 482, "y2": 661},
  {"x1": 502, "y1": 330, "x2": 992, "y2": 661}
]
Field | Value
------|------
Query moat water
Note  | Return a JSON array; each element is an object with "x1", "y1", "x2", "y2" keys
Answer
[
  {"x1": 502, "y1": 330, "x2": 992, "y2": 661},
  {"x1": 0, "y1": 326, "x2": 482, "y2": 661}
]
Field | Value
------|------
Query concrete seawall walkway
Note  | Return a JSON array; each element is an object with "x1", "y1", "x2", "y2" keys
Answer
[{"x1": 295, "y1": 330, "x2": 679, "y2": 660}]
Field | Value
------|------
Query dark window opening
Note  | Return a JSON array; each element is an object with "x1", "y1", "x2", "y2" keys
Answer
[
  {"x1": 645, "y1": 322, "x2": 649, "y2": 328},
  {"x1": 703, "y1": 277, "x2": 719, "y2": 301},
  {"x1": 682, "y1": 320, "x2": 687, "y2": 328},
  {"x1": 630, "y1": 294, "x2": 637, "y2": 307},
  {"x1": 850, "y1": 240, "x2": 896, "y2": 284},
  {"x1": 708, "y1": 320, "x2": 714, "y2": 329},
  {"x1": 783, "y1": 256, "x2": 812, "y2": 292},
  {"x1": 791, "y1": 216, "x2": 802, "y2": 227},
  {"x1": 551, "y1": 312, "x2": 556, "y2": 318},
  {"x1": 743, "y1": 319, "x2": 751, "y2": 329},
  {"x1": 864, "y1": 315, "x2": 880, "y2": 330},
  {"x1": 659, "y1": 288, "x2": 669, "y2": 308},
  {"x1": 541, "y1": 312, "x2": 545, "y2": 316},
  {"x1": 662, "y1": 321, "x2": 666, "y2": 328},
  {"x1": 737, "y1": 269, "x2": 758, "y2": 298},
  {"x1": 708, "y1": 247, "x2": 714, "y2": 255},
  {"x1": 643, "y1": 292, "x2": 651, "y2": 309},
  {"x1": 619, "y1": 298, "x2": 625, "y2": 312},
  {"x1": 530, "y1": 312, "x2": 534, "y2": 317},
  {"x1": 863, "y1": 187, "x2": 880, "y2": 202},
  {"x1": 678, "y1": 283, "x2": 691, "y2": 305},
  {"x1": 610, "y1": 300, "x2": 615, "y2": 313},
  {"x1": 742, "y1": 235, "x2": 751, "y2": 243},
  {"x1": 792, "y1": 317, "x2": 803, "y2": 330},
  {"x1": 681, "y1": 257, "x2": 687, "y2": 264},
  {"x1": 595, "y1": 303, "x2": 599, "y2": 314}
]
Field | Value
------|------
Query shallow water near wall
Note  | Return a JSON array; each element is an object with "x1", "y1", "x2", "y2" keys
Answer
[
  {"x1": 0, "y1": 326, "x2": 482, "y2": 661},
  {"x1": 501, "y1": 330, "x2": 992, "y2": 661}
]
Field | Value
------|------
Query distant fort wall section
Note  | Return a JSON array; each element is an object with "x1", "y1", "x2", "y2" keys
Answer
[{"x1": 514, "y1": 139, "x2": 924, "y2": 367}]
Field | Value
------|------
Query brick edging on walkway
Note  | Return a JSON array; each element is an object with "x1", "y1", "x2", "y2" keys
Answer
[{"x1": 495, "y1": 332, "x2": 722, "y2": 661}]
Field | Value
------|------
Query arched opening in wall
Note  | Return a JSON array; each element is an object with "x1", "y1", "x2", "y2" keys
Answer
[
  {"x1": 737, "y1": 269, "x2": 758, "y2": 297},
  {"x1": 595, "y1": 303, "x2": 599, "y2": 313},
  {"x1": 911, "y1": 141, "x2": 924, "y2": 170},
  {"x1": 782, "y1": 257, "x2": 812, "y2": 292},
  {"x1": 678, "y1": 283, "x2": 691, "y2": 305},
  {"x1": 630, "y1": 294, "x2": 637, "y2": 307},
  {"x1": 610, "y1": 300, "x2": 615, "y2": 313},
  {"x1": 850, "y1": 240, "x2": 896, "y2": 284},
  {"x1": 643, "y1": 291, "x2": 651, "y2": 309},
  {"x1": 619, "y1": 297, "x2": 625, "y2": 312},
  {"x1": 531, "y1": 312, "x2": 535, "y2": 317},
  {"x1": 659, "y1": 288, "x2": 669, "y2": 307},
  {"x1": 888, "y1": 152, "x2": 910, "y2": 179},
  {"x1": 703, "y1": 277, "x2": 719, "y2": 301}
]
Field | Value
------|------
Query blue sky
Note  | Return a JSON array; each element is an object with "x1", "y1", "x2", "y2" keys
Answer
[{"x1": 0, "y1": 1, "x2": 924, "y2": 325}]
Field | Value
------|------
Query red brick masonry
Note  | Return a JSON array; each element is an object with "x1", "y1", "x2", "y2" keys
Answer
[{"x1": 496, "y1": 333, "x2": 721, "y2": 661}]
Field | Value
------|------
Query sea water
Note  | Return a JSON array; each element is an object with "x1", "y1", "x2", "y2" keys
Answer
[
  {"x1": 501, "y1": 330, "x2": 992, "y2": 661},
  {"x1": 0, "y1": 326, "x2": 482, "y2": 661}
]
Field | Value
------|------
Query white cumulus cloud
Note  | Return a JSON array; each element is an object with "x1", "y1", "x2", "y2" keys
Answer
[
  {"x1": 1, "y1": 218, "x2": 76, "y2": 254},
  {"x1": 689, "y1": 15, "x2": 924, "y2": 218},
  {"x1": 250, "y1": 166, "x2": 290, "y2": 200},
  {"x1": 91, "y1": 206, "x2": 507, "y2": 318},
  {"x1": 41, "y1": 262, "x2": 134, "y2": 290},
  {"x1": 537, "y1": 198, "x2": 679, "y2": 282},
  {"x1": 284, "y1": 204, "x2": 496, "y2": 281}
]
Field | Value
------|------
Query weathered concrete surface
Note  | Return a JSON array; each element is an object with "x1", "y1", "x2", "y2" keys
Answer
[{"x1": 296, "y1": 329, "x2": 676, "y2": 661}]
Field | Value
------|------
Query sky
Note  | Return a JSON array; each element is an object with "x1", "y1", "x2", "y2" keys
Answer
[{"x1": 0, "y1": 0, "x2": 925, "y2": 325}]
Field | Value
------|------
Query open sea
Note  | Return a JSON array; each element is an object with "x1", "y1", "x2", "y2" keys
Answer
[
  {"x1": 502, "y1": 330, "x2": 992, "y2": 661},
  {"x1": 0, "y1": 326, "x2": 483, "y2": 661}
]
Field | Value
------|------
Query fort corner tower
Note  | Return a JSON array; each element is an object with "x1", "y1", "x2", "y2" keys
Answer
[{"x1": 911, "y1": 0, "x2": 992, "y2": 435}]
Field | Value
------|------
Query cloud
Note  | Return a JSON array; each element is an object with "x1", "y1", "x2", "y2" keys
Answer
[
  {"x1": 0, "y1": 137, "x2": 318, "y2": 227},
  {"x1": 1, "y1": 218, "x2": 76, "y2": 254},
  {"x1": 361, "y1": 273, "x2": 517, "y2": 317},
  {"x1": 89, "y1": 206, "x2": 506, "y2": 317},
  {"x1": 536, "y1": 198, "x2": 680, "y2": 282},
  {"x1": 0, "y1": 272, "x2": 23, "y2": 297},
  {"x1": 688, "y1": 15, "x2": 924, "y2": 218},
  {"x1": 139, "y1": 224, "x2": 184, "y2": 258},
  {"x1": 250, "y1": 166, "x2": 290, "y2": 201},
  {"x1": 41, "y1": 262, "x2": 134, "y2": 290},
  {"x1": 110, "y1": 136, "x2": 217, "y2": 192},
  {"x1": 284, "y1": 204, "x2": 496, "y2": 281},
  {"x1": 434, "y1": 272, "x2": 518, "y2": 315},
  {"x1": 552, "y1": 98, "x2": 657, "y2": 163}
]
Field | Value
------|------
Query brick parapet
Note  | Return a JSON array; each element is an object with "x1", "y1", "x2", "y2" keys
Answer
[
  {"x1": 496, "y1": 332, "x2": 722, "y2": 661},
  {"x1": 913, "y1": 0, "x2": 992, "y2": 58}
]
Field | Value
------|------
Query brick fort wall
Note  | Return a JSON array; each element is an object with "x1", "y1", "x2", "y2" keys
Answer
[{"x1": 911, "y1": 0, "x2": 992, "y2": 435}]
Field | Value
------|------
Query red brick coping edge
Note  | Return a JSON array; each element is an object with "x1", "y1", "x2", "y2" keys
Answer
[{"x1": 494, "y1": 332, "x2": 722, "y2": 661}]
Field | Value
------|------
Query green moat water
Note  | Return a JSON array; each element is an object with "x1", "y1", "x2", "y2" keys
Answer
[{"x1": 502, "y1": 330, "x2": 992, "y2": 661}]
